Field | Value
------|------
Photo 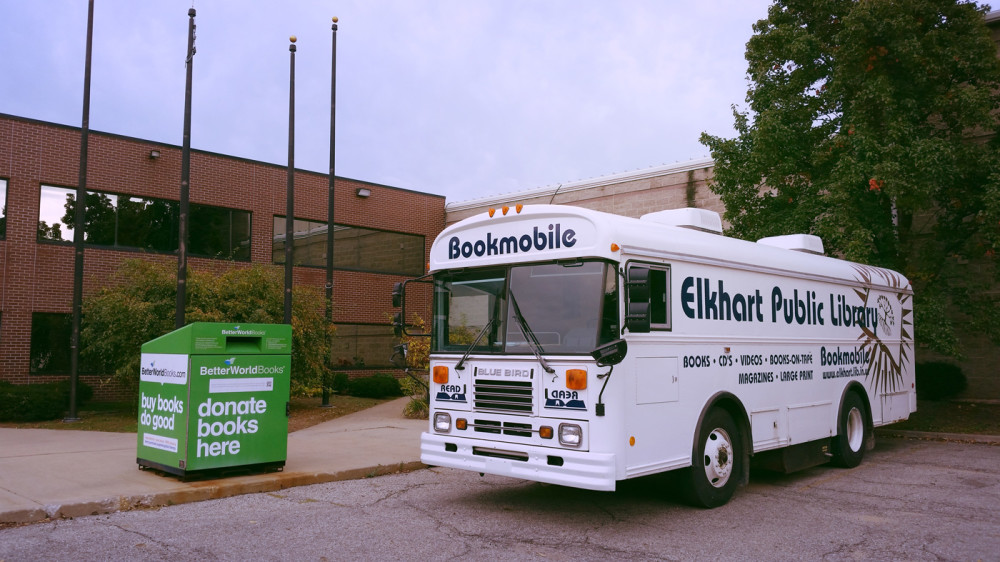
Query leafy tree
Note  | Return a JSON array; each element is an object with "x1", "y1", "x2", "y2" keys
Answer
[
  {"x1": 701, "y1": 0, "x2": 1000, "y2": 355},
  {"x1": 82, "y1": 259, "x2": 333, "y2": 397}
]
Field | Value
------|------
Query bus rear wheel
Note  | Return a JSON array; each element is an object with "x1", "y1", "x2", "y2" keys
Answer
[
  {"x1": 831, "y1": 392, "x2": 868, "y2": 468},
  {"x1": 682, "y1": 408, "x2": 742, "y2": 508}
]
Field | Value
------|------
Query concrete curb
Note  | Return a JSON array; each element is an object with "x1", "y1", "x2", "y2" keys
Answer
[
  {"x1": 876, "y1": 429, "x2": 1000, "y2": 445},
  {"x1": 1, "y1": 461, "x2": 427, "y2": 525}
]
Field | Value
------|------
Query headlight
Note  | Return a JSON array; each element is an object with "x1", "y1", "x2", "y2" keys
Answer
[
  {"x1": 558, "y1": 423, "x2": 582, "y2": 447},
  {"x1": 433, "y1": 412, "x2": 452, "y2": 433}
]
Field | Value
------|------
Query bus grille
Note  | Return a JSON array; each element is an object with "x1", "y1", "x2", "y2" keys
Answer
[
  {"x1": 473, "y1": 420, "x2": 533, "y2": 437},
  {"x1": 474, "y1": 379, "x2": 533, "y2": 414}
]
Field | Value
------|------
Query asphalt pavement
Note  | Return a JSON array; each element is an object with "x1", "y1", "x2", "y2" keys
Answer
[{"x1": 1, "y1": 398, "x2": 998, "y2": 525}]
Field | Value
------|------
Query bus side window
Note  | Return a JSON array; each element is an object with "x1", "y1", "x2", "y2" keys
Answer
[{"x1": 649, "y1": 267, "x2": 670, "y2": 330}]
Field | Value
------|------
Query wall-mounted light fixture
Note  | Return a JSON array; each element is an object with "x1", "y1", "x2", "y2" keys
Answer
[
  {"x1": 149, "y1": 149, "x2": 161, "y2": 159},
  {"x1": 355, "y1": 187, "x2": 371, "y2": 198}
]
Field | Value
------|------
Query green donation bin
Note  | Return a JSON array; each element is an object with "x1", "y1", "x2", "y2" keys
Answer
[{"x1": 136, "y1": 322, "x2": 292, "y2": 477}]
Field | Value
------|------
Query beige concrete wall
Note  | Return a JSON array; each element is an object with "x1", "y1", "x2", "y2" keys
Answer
[{"x1": 446, "y1": 158, "x2": 722, "y2": 226}]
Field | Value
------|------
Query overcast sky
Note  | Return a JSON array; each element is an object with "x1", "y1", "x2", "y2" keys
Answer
[{"x1": 0, "y1": 0, "x2": 773, "y2": 204}]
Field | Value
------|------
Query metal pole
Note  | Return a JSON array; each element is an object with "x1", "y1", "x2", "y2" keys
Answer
[
  {"x1": 176, "y1": 8, "x2": 196, "y2": 329},
  {"x1": 66, "y1": 0, "x2": 95, "y2": 423},
  {"x1": 322, "y1": 17, "x2": 338, "y2": 407},
  {"x1": 284, "y1": 36, "x2": 296, "y2": 325}
]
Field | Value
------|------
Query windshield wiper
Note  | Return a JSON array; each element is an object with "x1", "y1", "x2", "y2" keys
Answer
[
  {"x1": 455, "y1": 317, "x2": 495, "y2": 372},
  {"x1": 508, "y1": 291, "x2": 555, "y2": 374}
]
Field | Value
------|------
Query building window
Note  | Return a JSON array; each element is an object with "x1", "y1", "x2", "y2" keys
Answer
[
  {"x1": 190, "y1": 205, "x2": 251, "y2": 261},
  {"x1": 31, "y1": 313, "x2": 71, "y2": 374},
  {"x1": 0, "y1": 178, "x2": 7, "y2": 239},
  {"x1": 37, "y1": 185, "x2": 250, "y2": 260},
  {"x1": 39, "y1": 185, "x2": 179, "y2": 249},
  {"x1": 29, "y1": 313, "x2": 101, "y2": 374},
  {"x1": 272, "y1": 216, "x2": 424, "y2": 276},
  {"x1": 331, "y1": 324, "x2": 399, "y2": 369}
]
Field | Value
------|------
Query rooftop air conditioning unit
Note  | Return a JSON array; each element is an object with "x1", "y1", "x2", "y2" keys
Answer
[
  {"x1": 757, "y1": 234, "x2": 825, "y2": 255},
  {"x1": 639, "y1": 208, "x2": 723, "y2": 235}
]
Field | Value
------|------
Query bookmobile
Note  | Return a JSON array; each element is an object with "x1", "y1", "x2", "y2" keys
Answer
[{"x1": 392, "y1": 204, "x2": 915, "y2": 507}]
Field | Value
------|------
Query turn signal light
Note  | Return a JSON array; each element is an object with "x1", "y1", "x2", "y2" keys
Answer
[
  {"x1": 456, "y1": 418, "x2": 467, "y2": 430},
  {"x1": 539, "y1": 426, "x2": 554, "y2": 439},
  {"x1": 433, "y1": 366, "x2": 449, "y2": 384},
  {"x1": 566, "y1": 369, "x2": 587, "y2": 390},
  {"x1": 610, "y1": 243, "x2": 620, "y2": 252}
]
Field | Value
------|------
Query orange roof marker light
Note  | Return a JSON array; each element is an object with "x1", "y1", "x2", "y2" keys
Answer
[
  {"x1": 516, "y1": 204, "x2": 523, "y2": 213},
  {"x1": 502, "y1": 206, "x2": 510, "y2": 215},
  {"x1": 488, "y1": 208, "x2": 496, "y2": 218},
  {"x1": 610, "y1": 243, "x2": 620, "y2": 252}
]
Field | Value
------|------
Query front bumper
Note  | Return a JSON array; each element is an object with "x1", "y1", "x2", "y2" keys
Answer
[{"x1": 421, "y1": 432, "x2": 617, "y2": 491}]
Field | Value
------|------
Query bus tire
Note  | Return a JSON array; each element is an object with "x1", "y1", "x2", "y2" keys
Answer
[
  {"x1": 683, "y1": 408, "x2": 742, "y2": 508},
  {"x1": 831, "y1": 391, "x2": 868, "y2": 468}
]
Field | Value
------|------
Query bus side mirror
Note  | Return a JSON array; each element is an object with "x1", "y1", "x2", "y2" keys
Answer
[
  {"x1": 389, "y1": 276, "x2": 432, "y2": 338},
  {"x1": 625, "y1": 266, "x2": 651, "y2": 333},
  {"x1": 391, "y1": 282, "x2": 403, "y2": 308},
  {"x1": 591, "y1": 339, "x2": 627, "y2": 366}
]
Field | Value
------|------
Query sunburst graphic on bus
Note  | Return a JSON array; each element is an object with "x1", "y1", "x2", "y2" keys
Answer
[{"x1": 852, "y1": 264, "x2": 913, "y2": 396}]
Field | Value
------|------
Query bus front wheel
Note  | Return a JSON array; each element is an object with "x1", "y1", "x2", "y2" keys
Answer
[
  {"x1": 683, "y1": 408, "x2": 742, "y2": 508},
  {"x1": 831, "y1": 391, "x2": 868, "y2": 468}
]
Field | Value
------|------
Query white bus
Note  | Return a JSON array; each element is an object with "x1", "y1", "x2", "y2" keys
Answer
[{"x1": 392, "y1": 204, "x2": 915, "y2": 507}]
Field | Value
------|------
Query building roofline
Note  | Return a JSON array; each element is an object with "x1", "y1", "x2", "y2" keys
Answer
[
  {"x1": 445, "y1": 156, "x2": 715, "y2": 213},
  {"x1": 0, "y1": 112, "x2": 445, "y2": 200},
  {"x1": 986, "y1": 9, "x2": 999, "y2": 24}
]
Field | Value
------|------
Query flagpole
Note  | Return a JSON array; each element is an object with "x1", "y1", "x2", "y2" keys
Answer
[
  {"x1": 284, "y1": 36, "x2": 297, "y2": 325},
  {"x1": 67, "y1": 0, "x2": 95, "y2": 423},
  {"x1": 176, "y1": 7, "x2": 197, "y2": 329},
  {"x1": 322, "y1": 17, "x2": 338, "y2": 407}
]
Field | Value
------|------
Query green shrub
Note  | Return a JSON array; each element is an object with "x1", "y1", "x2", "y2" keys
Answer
[
  {"x1": 403, "y1": 396, "x2": 429, "y2": 419},
  {"x1": 399, "y1": 372, "x2": 429, "y2": 419},
  {"x1": 916, "y1": 362, "x2": 967, "y2": 401},
  {"x1": 332, "y1": 372, "x2": 350, "y2": 394},
  {"x1": 347, "y1": 373, "x2": 403, "y2": 399},
  {"x1": 81, "y1": 260, "x2": 334, "y2": 399},
  {"x1": 0, "y1": 380, "x2": 93, "y2": 422}
]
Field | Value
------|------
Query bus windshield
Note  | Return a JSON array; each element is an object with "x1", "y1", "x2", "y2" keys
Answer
[{"x1": 432, "y1": 261, "x2": 618, "y2": 355}]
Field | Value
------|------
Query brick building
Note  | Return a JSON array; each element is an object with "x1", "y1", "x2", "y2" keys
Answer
[{"x1": 0, "y1": 113, "x2": 444, "y2": 396}]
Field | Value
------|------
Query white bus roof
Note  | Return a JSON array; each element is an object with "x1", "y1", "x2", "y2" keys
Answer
[{"x1": 429, "y1": 205, "x2": 911, "y2": 293}]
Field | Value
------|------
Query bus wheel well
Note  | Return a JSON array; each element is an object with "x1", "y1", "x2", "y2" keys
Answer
[{"x1": 694, "y1": 392, "x2": 751, "y2": 486}]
